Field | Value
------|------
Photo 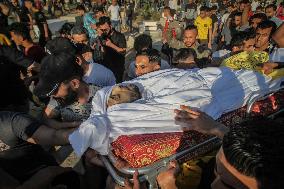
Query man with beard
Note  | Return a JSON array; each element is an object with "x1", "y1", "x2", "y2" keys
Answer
[
  {"x1": 255, "y1": 20, "x2": 277, "y2": 53},
  {"x1": 94, "y1": 16, "x2": 126, "y2": 83},
  {"x1": 34, "y1": 52, "x2": 101, "y2": 122},
  {"x1": 265, "y1": 4, "x2": 283, "y2": 28}
]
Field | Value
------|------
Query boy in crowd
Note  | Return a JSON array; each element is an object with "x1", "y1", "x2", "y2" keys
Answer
[{"x1": 194, "y1": 6, "x2": 212, "y2": 49}]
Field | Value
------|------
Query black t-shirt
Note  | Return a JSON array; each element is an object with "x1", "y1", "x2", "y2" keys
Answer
[
  {"x1": 211, "y1": 14, "x2": 218, "y2": 24},
  {"x1": 185, "y1": 3, "x2": 197, "y2": 11},
  {"x1": 103, "y1": 30, "x2": 126, "y2": 83},
  {"x1": 0, "y1": 10, "x2": 8, "y2": 34},
  {"x1": 0, "y1": 112, "x2": 57, "y2": 183},
  {"x1": 34, "y1": 11, "x2": 51, "y2": 37},
  {"x1": 18, "y1": 7, "x2": 30, "y2": 23}
]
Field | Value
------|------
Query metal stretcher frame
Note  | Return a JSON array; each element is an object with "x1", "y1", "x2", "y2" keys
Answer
[{"x1": 100, "y1": 89, "x2": 284, "y2": 189}]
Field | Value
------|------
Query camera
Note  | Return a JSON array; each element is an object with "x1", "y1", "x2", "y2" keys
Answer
[{"x1": 99, "y1": 32, "x2": 109, "y2": 45}]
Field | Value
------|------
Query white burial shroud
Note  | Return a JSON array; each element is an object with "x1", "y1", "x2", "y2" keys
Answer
[{"x1": 69, "y1": 67, "x2": 284, "y2": 156}]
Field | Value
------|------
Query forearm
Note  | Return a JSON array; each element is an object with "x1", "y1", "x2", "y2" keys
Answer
[
  {"x1": 211, "y1": 123, "x2": 229, "y2": 139},
  {"x1": 110, "y1": 43, "x2": 126, "y2": 53},
  {"x1": 43, "y1": 23, "x2": 49, "y2": 37},
  {"x1": 242, "y1": 9, "x2": 249, "y2": 26},
  {"x1": 0, "y1": 46, "x2": 33, "y2": 67},
  {"x1": 208, "y1": 28, "x2": 212, "y2": 44}
]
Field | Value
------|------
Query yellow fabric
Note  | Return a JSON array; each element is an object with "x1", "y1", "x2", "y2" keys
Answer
[
  {"x1": 176, "y1": 152, "x2": 217, "y2": 189},
  {"x1": 194, "y1": 16, "x2": 212, "y2": 40},
  {"x1": 0, "y1": 34, "x2": 12, "y2": 46},
  {"x1": 221, "y1": 51, "x2": 284, "y2": 79}
]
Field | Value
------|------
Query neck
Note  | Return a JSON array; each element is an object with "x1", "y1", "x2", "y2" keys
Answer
[
  {"x1": 77, "y1": 82, "x2": 90, "y2": 104},
  {"x1": 82, "y1": 63, "x2": 90, "y2": 74},
  {"x1": 22, "y1": 40, "x2": 34, "y2": 49},
  {"x1": 256, "y1": 42, "x2": 269, "y2": 51}
]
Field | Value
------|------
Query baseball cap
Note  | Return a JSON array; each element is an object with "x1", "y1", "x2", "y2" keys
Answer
[
  {"x1": 45, "y1": 37, "x2": 77, "y2": 55},
  {"x1": 34, "y1": 52, "x2": 83, "y2": 98}
]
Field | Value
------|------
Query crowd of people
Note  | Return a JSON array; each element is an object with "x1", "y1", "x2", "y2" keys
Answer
[{"x1": 1, "y1": 0, "x2": 284, "y2": 188}]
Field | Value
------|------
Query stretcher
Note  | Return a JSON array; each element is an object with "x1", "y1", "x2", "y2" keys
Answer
[{"x1": 100, "y1": 89, "x2": 284, "y2": 188}]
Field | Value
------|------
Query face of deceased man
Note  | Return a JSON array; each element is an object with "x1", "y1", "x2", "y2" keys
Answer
[{"x1": 107, "y1": 84, "x2": 141, "y2": 107}]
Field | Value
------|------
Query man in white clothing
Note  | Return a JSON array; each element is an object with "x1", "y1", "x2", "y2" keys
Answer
[{"x1": 108, "y1": 0, "x2": 121, "y2": 31}]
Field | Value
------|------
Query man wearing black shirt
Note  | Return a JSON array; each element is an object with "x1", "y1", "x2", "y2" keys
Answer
[
  {"x1": 95, "y1": 16, "x2": 127, "y2": 83},
  {"x1": 24, "y1": 0, "x2": 52, "y2": 47},
  {"x1": 0, "y1": 63, "x2": 80, "y2": 188}
]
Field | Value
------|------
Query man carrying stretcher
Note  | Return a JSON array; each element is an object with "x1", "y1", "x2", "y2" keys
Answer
[{"x1": 34, "y1": 52, "x2": 284, "y2": 157}]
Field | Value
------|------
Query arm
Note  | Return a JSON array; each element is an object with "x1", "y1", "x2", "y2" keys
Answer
[
  {"x1": 43, "y1": 23, "x2": 49, "y2": 38},
  {"x1": 105, "y1": 39, "x2": 126, "y2": 53},
  {"x1": 27, "y1": 125, "x2": 76, "y2": 146},
  {"x1": 208, "y1": 25, "x2": 212, "y2": 49},
  {"x1": 174, "y1": 105, "x2": 229, "y2": 139},
  {"x1": 0, "y1": 46, "x2": 33, "y2": 68},
  {"x1": 11, "y1": 113, "x2": 76, "y2": 146},
  {"x1": 241, "y1": 4, "x2": 250, "y2": 26}
]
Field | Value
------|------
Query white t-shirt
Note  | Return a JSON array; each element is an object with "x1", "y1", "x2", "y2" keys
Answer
[
  {"x1": 108, "y1": 5, "x2": 120, "y2": 21},
  {"x1": 83, "y1": 62, "x2": 116, "y2": 87},
  {"x1": 221, "y1": 13, "x2": 230, "y2": 25}
]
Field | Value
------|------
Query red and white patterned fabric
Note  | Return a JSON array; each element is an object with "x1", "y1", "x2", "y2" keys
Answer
[{"x1": 112, "y1": 90, "x2": 284, "y2": 168}]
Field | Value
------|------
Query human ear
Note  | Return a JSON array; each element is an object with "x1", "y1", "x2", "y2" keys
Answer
[
  {"x1": 70, "y1": 79, "x2": 80, "y2": 89},
  {"x1": 76, "y1": 57, "x2": 83, "y2": 65},
  {"x1": 154, "y1": 64, "x2": 161, "y2": 71}
]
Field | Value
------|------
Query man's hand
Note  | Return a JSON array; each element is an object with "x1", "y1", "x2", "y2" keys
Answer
[
  {"x1": 262, "y1": 62, "x2": 278, "y2": 74},
  {"x1": 156, "y1": 161, "x2": 179, "y2": 189},
  {"x1": 208, "y1": 43, "x2": 212, "y2": 49},
  {"x1": 174, "y1": 105, "x2": 228, "y2": 139},
  {"x1": 124, "y1": 170, "x2": 141, "y2": 189},
  {"x1": 27, "y1": 62, "x2": 41, "y2": 73},
  {"x1": 105, "y1": 39, "x2": 114, "y2": 48}
]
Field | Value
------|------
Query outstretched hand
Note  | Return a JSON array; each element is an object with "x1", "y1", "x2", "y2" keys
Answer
[
  {"x1": 174, "y1": 105, "x2": 228, "y2": 138},
  {"x1": 124, "y1": 170, "x2": 141, "y2": 189}
]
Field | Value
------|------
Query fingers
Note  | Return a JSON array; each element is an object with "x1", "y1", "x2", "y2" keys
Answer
[
  {"x1": 124, "y1": 178, "x2": 132, "y2": 189},
  {"x1": 175, "y1": 110, "x2": 199, "y2": 120},
  {"x1": 180, "y1": 105, "x2": 201, "y2": 115},
  {"x1": 132, "y1": 170, "x2": 140, "y2": 189}
]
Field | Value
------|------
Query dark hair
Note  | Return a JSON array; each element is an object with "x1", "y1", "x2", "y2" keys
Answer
[
  {"x1": 96, "y1": 16, "x2": 111, "y2": 27},
  {"x1": 9, "y1": 22, "x2": 31, "y2": 41},
  {"x1": 265, "y1": 4, "x2": 277, "y2": 11},
  {"x1": 76, "y1": 4, "x2": 85, "y2": 11},
  {"x1": 256, "y1": 20, "x2": 277, "y2": 36},
  {"x1": 136, "y1": 48, "x2": 161, "y2": 65},
  {"x1": 76, "y1": 43, "x2": 92, "y2": 55},
  {"x1": 249, "y1": 13, "x2": 268, "y2": 23},
  {"x1": 59, "y1": 23, "x2": 74, "y2": 36},
  {"x1": 163, "y1": 6, "x2": 171, "y2": 11},
  {"x1": 173, "y1": 48, "x2": 197, "y2": 64},
  {"x1": 233, "y1": 12, "x2": 242, "y2": 18},
  {"x1": 185, "y1": 24, "x2": 198, "y2": 32},
  {"x1": 134, "y1": 34, "x2": 152, "y2": 53},
  {"x1": 256, "y1": 6, "x2": 263, "y2": 10},
  {"x1": 70, "y1": 26, "x2": 87, "y2": 36},
  {"x1": 210, "y1": 5, "x2": 218, "y2": 11},
  {"x1": 93, "y1": 6, "x2": 104, "y2": 14},
  {"x1": 223, "y1": 118, "x2": 284, "y2": 189},
  {"x1": 200, "y1": 6, "x2": 208, "y2": 12},
  {"x1": 230, "y1": 31, "x2": 256, "y2": 49},
  {"x1": 240, "y1": 0, "x2": 249, "y2": 4}
]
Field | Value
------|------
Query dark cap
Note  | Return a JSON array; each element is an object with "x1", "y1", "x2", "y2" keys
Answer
[
  {"x1": 34, "y1": 52, "x2": 83, "y2": 97},
  {"x1": 75, "y1": 43, "x2": 92, "y2": 55},
  {"x1": 45, "y1": 37, "x2": 77, "y2": 55}
]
